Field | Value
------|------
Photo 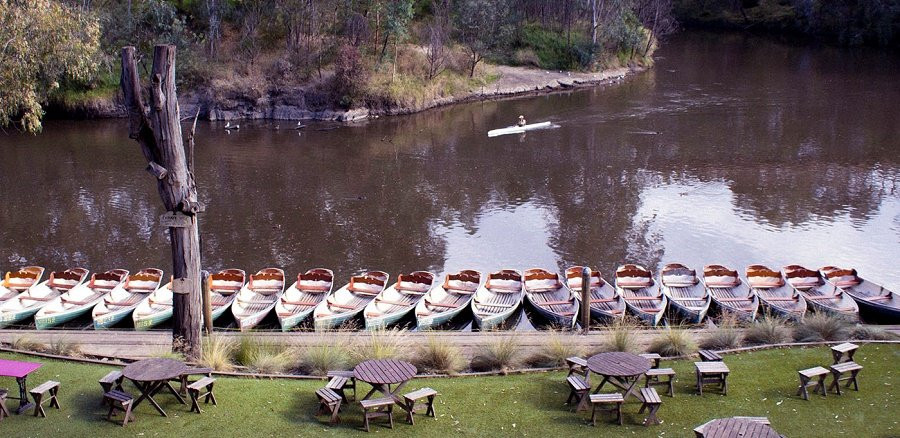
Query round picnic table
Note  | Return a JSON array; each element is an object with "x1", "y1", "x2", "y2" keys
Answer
[
  {"x1": 587, "y1": 352, "x2": 652, "y2": 401},
  {"x1": 122, "y1": 358, "x2": 188, "y2": 417},
  {"x1": 354, "y1": 359, "x2": 417, "y2": 404},
  {"x1": 702, "y1": 418, "x2": 780, "y2": 438}
]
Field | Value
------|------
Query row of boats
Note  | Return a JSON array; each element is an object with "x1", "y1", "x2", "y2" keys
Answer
[{"x1": 0, "y1": 263, "x2": 896, "y2": 331}]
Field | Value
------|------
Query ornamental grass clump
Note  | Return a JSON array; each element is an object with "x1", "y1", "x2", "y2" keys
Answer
[
  {"x1": 743, "y1": 316, "x2": 791, "y2": 345},
  {"x1": 526, "y1": 330, "x2": 582, "y2": 368},
  {"x1": 199, "y1": 335, "x2": 235, "y2": 372},
  {"x1": 349, "y1": 328, "x2": 408, "y2": 365},
  {"x1": 47, "y1": 338, "x2": 82, "y2": 357},
  {"x1": 234, "y1": 335, "x2": 294, "y2": 373},
  {"x1": 793, "y1": 313, "x2": 851, "y2": 342},
  {"x1": 603, "y1": 318, "x2": 639, "y2": 353},
  {"x1": 470, "y1": 334, "x2": 521, "y2": 372},
  {"x1": 849, "y1": 325, "x2": 900, "y2": 340},
  {"x1": 700, "y1": 314, "x2": 743, "y2": 350},
  {"x1": 10, "y1": 335, "x2": 44, "y2": 352},
  {"x1": 298, "y1": 334, "x2": 351, "y2": 376},
  {"x1": 412, "y1": 333, "x2": 464, "y2": 374},
  {"x1": 648, "y1": 328, "x2": 697, "y2": 357}
]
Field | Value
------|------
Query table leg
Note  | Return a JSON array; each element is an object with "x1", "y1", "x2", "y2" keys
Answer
[
  {"x1": 592, "y1": 376, "x2": 610, "y2": 394},
  {"x1": 131, "y1": 380, "x2": 169, "y2": 417},
  {"x1": 621, "y1": 377, "x2": 642, "y2": 402},
  {"x1": 15, "y1": 376, "x2": 34, "y2": 414},
  {"x1": 161, "y1": 381, "x2": 186, "y2": 404}
]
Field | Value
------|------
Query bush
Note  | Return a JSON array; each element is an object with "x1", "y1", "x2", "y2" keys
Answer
[
  {"x1": 47, "y1": 338, "x2": 82, "y2": 357},
  {"x1": 234, "y1": 335, "x2": 293, "y2": 373},
  {"x1": 298, "y1": 335, "x2": 351, "y2": 376},
  {"x1": 700, "y1": 314, "x2": 743, "y2": 350},
  {"x1": 470, "y1": 335, "x2": 521, "y2": 372},
  {"x1": 526, "y1": 331, "x2": 582, "y2": 368},
  {"x1": 350, "y1": 328, "x2": 408, "y2": 365},
  {"x1": 648, "y1": 328, "x2": 697, "y2": 357},
  {"x1": 849, "y1": 325, "x2": 900, "y2": 341},
  {"x1": 743, "y1": 316, "x2": 791, "y2": 345},
  {"x1": 331, "y1": 44, "x2": 369, "y2": 106},
  {"x1": 793, "y1": 313, "x2": 851, "y2": 342},
  {"x1": 603, "y1": 319, "x2": 639, "y2": 353},
  {"x1": 412, "y1": 333, "x2": 464, "y2": 374},
  {"x1": 10, "y1": 335, "x2": 45, "y2": 352},
  {"x1": 199, "y1": 336, "x2": 235, "y2": 372}
]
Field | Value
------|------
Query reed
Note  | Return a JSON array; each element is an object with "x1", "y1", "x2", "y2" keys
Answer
[
  {"x1": 793, "y1": 313, "x2": 851, "y2": 342},
  {"x1": 199, "y1": 336, "x2": 235, "y2": 372},
  {"x1": 412, "y1": 333, "x2": 465, "y2": 374},
  {"x1": 743, "y1": 316, "x2": 791, "y2": 345},
  {"x1": 298, "y1": 333, "x2": 351, "y2": 376},
  {"x1": 526, "y1": 330, "x2": 582, "y2": 367},
  {"x1": 470, "y1": 334, "x2": 521, "y2": 372},
  {"x1": 648, "y1": 328, "x2": 698, "y2": 357}
]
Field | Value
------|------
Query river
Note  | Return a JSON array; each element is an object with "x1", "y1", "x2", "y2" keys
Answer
[{"x1": 1, "y1": 32, "x2": 898, "y2": 330}]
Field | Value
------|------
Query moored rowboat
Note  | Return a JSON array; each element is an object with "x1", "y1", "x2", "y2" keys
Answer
[
  {"x1": 524, "y1": 268, "x2": 579, "y2": 329},
  {"x1": 230, "y1": 268, "x2": 285, "y2": 331},
  {"x1": 487, "y1": 121, "x2": 553, "y2": 137},
  {"x1": 208, "y1": 269, "x2": 246, "y2": 322},
  {"x1": 92, "y1": 268, "x2": 164, "y2": 329},
  {"x1": 314, "y1": 271, "x2": 389, "y2": 331},
  {"x1": 0, "y1": 266, "x2": 45, "y2": 305},
  {"x1": 703, "y1": 264, "x2": 759, "y2": 322},
  {"x1": 0, "y1": 268, "x2": 88, "y2": 328},
  {"x1": 276, "y1": 268, "x2": 334, "y2": 331},
  {"x1": 365, "y1": 271, "x2": 436, "y2": 330},
  {"x1": 615, "y1": 264, "x2": 667, "y2": 326},
  {"x1": 565, "y1": 266, "x2": 625, "y2": 325},
  {"x1": 34, "y1": 269, "x2": 128, "y2": 330},
  {"x1": 746, "y1": 265, "x2": 807, "y2": 322},
  {"x1": 659, "y1": 263, "x2": 710, "y2": 324},
  {"x1": 820, "y1": 266, "x2": 894, "y2": 323},
  {"x1": 132, "y1": 280, "x2": 175, "y2": 330},
  {"x1": 471, "y1": 269, "x2": 524, "y2": 331},
  {"x1": 416, "y1": 270, "x2": 481, "y2": 330},
  {"x1": 783, "y1": 265, "x2": 858, "y2": 321}
]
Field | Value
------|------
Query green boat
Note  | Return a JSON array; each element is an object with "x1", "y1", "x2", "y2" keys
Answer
[
  {"x1": 34, "y1": 269, "x2": 129, "y2": 330},
  {"x1": 416, "y1": 270, "x2": 480, "y2": 330},
  {"x1": 92, "y1": 268, "x2": 163, "y2": 329},
  {"x1": 208, "y1": 269, "x2": 246, "y2": 322},
  {"x1": 132, "y1": 281, "x2": 174, "y2": 330},
  {"x1": 364, "y1": 271, "x2": 436, "y2": 330},
  {"x1": 313, "y1": 271, "x2": 388, "y2": 331},
  {"x1": 276, "y1": 268, "x2": 334, "y2": 331},
  {"x1": 0, "y1": 268, "x2": 88, "y2": 328}
]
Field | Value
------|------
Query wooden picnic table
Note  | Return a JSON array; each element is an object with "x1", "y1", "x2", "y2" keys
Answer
[
  {"x1": 701, "y1": 418, "x2": 780, "y2": 438},
  {"x1": 0, "y1": 358, "x2": 42, "y2": 414},
  {"x1": 587, "y1": 352, "x2": 652, "y2": 402},
  {"x1": 354, "y1": 359, "x2": 417, "y2": 407},
  {"x1": 122, "y1": 358, "x2": 187, "y2": 417}
]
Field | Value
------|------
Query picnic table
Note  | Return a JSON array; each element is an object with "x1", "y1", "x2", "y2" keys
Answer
[
  {"x1": 354, "y1": 359, "x2": 417, "y2": 407},
  {"x1": 700, "y1": 417, "x2": 780, "y2": 438},
  {"x1": 122, "y1": 358, "x2": 187, "y2": 417},
  {"x1": 587, "y1": 352, "x2": 651, "y2": 402},
  {"x1": 0, "y1": 358, "x2": 42, "y2": 414}
]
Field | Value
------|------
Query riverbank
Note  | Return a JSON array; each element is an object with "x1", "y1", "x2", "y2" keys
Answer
[{"x1": 51, "y1": 63, "x2": 643, "y2": 123}]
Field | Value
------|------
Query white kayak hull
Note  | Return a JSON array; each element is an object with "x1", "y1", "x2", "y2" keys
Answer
[{"x1": 488, "y1": 121, "x2": 553, "y2": 137}]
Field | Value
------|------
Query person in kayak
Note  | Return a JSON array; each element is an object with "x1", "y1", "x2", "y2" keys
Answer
[{"x1": 517, "y1": 115, "x2": 526, "y2": 127}]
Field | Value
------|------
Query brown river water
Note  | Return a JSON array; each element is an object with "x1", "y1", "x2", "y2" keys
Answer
[{"x1": 1, "y1": 32, "x2": 898, "y2": 330}]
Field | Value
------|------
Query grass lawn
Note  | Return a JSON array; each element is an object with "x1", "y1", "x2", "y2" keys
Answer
[{"x1": 1, "y1": 344, "x2": 897, "y2": 437}]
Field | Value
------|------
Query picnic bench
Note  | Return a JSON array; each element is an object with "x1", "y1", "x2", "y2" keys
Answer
[
  {"x1": 327, "y1": 370, "x2": 357, "y2": 401},
  {"x1": 566, "y1": 375, "x2": 591, "y2": 412},
  {"x1": 698, "y1": 350, "x2": 723, "y2": 362},
  {"x1": 186, "y1": 377, "x2": 217, "y2": 413},
  {"x1": 589, "y1": 393, "x2": 623, "y2": 426},
  {"x1": 402, "y1": 387, "x2": 437, "y2": 425},
  {"x1": 566, "y1": 356, "x2": 588, "y2": 377},
  {"x1": 694, "y1": 417, "x2": 779, "y2": 438},
  {"x1": 797, "y1": 366, "x2": 829, "y2": 400},
  {"x1": 640, "y1": 353, "x2": 662, "y2": 369},
  {"x1": 638, "y1": 387, "x2": 662, "y2": 426},
  {"x1": 695, "y1": 361, "x2": 729, "y2": 395},
  {"x1": 103, "y1": 390, "x2": 135, "y2": 426},
  {"x1": 587, "y1": 352, "x2": 652, "y2": 402},
  {"x1": 830, "y1": 343, "x2": 858, "y2": 364},
  {"x1": 360, "y1": 397, "x2": 395, "y2": 432},
  {"x1": 0, "y1": 389, "x2": 9, "y2": 421},
  {"x1": 29, "y1": 380, "x2": 61, "y2": 418},
  {"x1": 828, "y1": 361, "x2": 862, "y2": 395},
  {"x1": 315, "y1": 388, "x2": 342, "y2": 424},
  {"x1": 644, "y1": 367, "x2": 676, "y2": 397}
]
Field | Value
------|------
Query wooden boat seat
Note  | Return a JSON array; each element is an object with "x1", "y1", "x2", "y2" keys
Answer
[
  {"x1": 61, "y1": 296, "x2": 98, "y2": 305},
  {"x1": 805, "y1": 295, "x2": 838, "y2": 300},
  {"x1": 705, "y1": 282, "x2": 738, "y2": 287},
  {"x1": 104, "y1": 298, "x2": 141, "y2": 307},
  {"x1": 617, "y1": 281, "x2": 652, "y2": 288},
  {"x1": 626, "y1": 296, "x2": 662, "y2": 300},
  {"x1": 328, "y1": 302, "x2": 358, "y2": 310},
  {"x1": 375, "y1": 298, "x2": 413, "y2": 306},
  {"x1": 282, "y1": 299, "x2": 319, "y2": 306},
  {"x1": 237, "y1": 298, "x2": 276, "y2": 305},
  {"x1": 126, "y1": 285, "x2": 158, "y2": 291},
  {"x1": 715, "y1": 297, "x2": 752, "y2": 302},
  {"x1": 425, "y1": 300, "x2": 460, "y2": 309},
  {"x1": 762, "y1": 297, "x2": 797, "y2": 301},
  {"x1": 674, "y1": 297, "x2": 708, "y2": 301},
  {"x1": 445, "y1": 288, "x2": 475, "y2": 294},
  {"x1": 557, "y1": 311, "x2": 576, "y2": 316},
  {"x1": 211, "y1": 285, "x2": 242, "y2": 291},
  {"x1": 489, "y1": 287, "x2": 520, "y2": 293},
  {"x1": 349, "y1": 287, "x2": 380, "y2": 296},
  {"x1": 863, "y1": 295, "x2": 891, "y2": 301},
  {"x1": 590, "y1": 298, "x2": 617, "y2": 303},
  {"x1": 19, "y1": 295, "x2": 54, "y2": 302},
  {"x1": 535, "y1": 299, "x2": 573, "y2": 306},
  {"x1": 475, "y1": 301, "x2": 515, "y2": 308}
]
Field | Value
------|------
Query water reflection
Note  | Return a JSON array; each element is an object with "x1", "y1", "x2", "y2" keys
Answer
[{"x1": 0, "y1": 31, "x2": 898, "y2": 304}]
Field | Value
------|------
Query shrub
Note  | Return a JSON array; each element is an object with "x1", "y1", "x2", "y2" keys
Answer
[
  {"x1": 10, "y1": 335, "x2": 45, "y2": 351},
  {"x1": 412, "y1": 333, "x2": 464, "y2": 374},
  {"x1": 526, "y1": 330, "x2": 582, "y2": 368},
  {"x1": 298, "y1": 334, "x2": 351, "y2": 376},
  {"x1": 648, "y1": 328, "x2": 698, "y2": 357},
  {"x1": 247, "y1": 349, "x2": 295, "y2": 374},
  {"x1": 794, "y1": 313, "x2": 851, "y2": 342},
  {"x1": 350, "y1": 328, "x2": 407, "y2": 365},
  {"x1": 470, "y1": 335, "x2": 521, "y2": 372},
  {"x1": 849, "y1": 325, "x2": 900, "y2": 340},
  {"x1": 743, "y1": 316, "x2": 791, "y2": 345},
  {"x1": 199, "y1": 336, "x2": 235, "y2": 372},
  {"x1": 47, "y1": 338, "x2": 82, "y2": 357},
  {"x1": 700, "y1": 314, "x2": 742, "y2": 350},
  {"x1": 331, "y1": 43, "x2": 369, "y2": 106},
  {"x1": 603, "y1": 319, "x2": 638, "y2": 353}
]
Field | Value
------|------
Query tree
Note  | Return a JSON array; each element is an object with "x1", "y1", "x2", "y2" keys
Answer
[
  {"x1": 379, "y1": 0, "x2": 414, "y2": 73},
  {"x1": 424, "y1": 0, "x2": 451, "y2": 80},
  {"x1": 455, "y1": 0, "x2": 514, "y2": 78},
  {"x1": 0, "y1": 0, "x2": 99, "y2": 133},
  {"x1": 635, "y1": 0, "x2": 676, "y2": 56}
]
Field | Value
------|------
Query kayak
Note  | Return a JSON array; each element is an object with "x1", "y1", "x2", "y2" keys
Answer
[{"x1": 488, "y1": 121, "x2": 553, "y2": 137}]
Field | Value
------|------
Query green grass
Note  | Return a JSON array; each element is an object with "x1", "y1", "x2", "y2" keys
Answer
[{"x1": 1, "y1": 344, "x2": 897, "y2": 436}]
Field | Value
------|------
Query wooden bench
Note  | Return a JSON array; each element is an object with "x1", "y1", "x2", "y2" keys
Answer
[
  {"x1": 402, "y1": 387, "x2": 438, "y2": 425},
  {"x1": 29, "y1": 380, "x2": 60, "y2": 418},
  {"x1": 326, "y1": 376, "x2": 350, "y2": 403},
  {"x1": 187, "y1": 376, "x2": 217, "y2": 413},
  {"x1": 638, "y1": 387, "x2": 662, "y2": 426},
  {"x1": 360, "y1": 397, "x2": 394, "y2": 432},
  {"x1": 103, "y1": 390, "x2": 135, "y2": 426},
  {"x1": 797, "y1": 366, "x2": 829, "y2": 400},
  {"x1": 0, "y1": 389, "x2": 9, "y2": 421},
  {"x1": 695, "y1": 362, "x2": 730, "y2": 395},
  {"x1": 698, "y1": 350, "x2": 723, "y2": 362},
  {"x1": 831, "y1": 342, "x2": 858, "y2": 364},
  {"x1": 640, "y1": 353, "x2": 662, "y2": 369},
  {"x1": 566, "y1": 356, "x2": 588, "y2": 377},
  {"x1": 829, "y1": 361, "x2": 862, "y2": 395},
  {"x1": 177, "y1": 367, "x2": 213, "y2": 396},
  {"x1": 315, "y1": 388, "x2": 342, "y2": 424},
  {"x1": 589, "y1": 393, "x2": 623, "y2": 426},
  {"x1": 99, "y1": 370, "x2": 124, "y2": 406},
  {"x1": 566, "y1": 375, "x2": 591, "y2": 412},
  {"x1": 327, "y1": 370, "x2": 357, "y2": 401},
  {"x1": 694, "y1": 416, "x2": 770, "y2": 437},
  {"x1": 644, "y1": 368, "x2": 676, "y2": 397}
]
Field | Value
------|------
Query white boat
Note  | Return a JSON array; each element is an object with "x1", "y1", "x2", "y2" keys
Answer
[
  {"x1": 471, "y1": 269, "x2": 524, "y2": 330},
  {"x1": 0, "y1": 266, "x2": 45, "y2": 304},
  {"x1": 0, "y1": 268, "x2": 88, "y2": 328},
  {"x1": 615, "y1": 264, "x2": 667, "y2": 326},
  {"x1": 314, "y1": 271, "x2": 389, "y2": 331},
  {"x1": 364, "y1": 271, "x2": 436, "y2": 330},
  {"x1": 416, "y1": 270, "x2": 481, "y2": 330},
  {"x1": 566, "y1": 266, "x2": 625, "y2": 325},
  {"x1": 230, "y1": 268, "x2": 285, "y2": 331},
  {"x1": 208, "y1": 269, "x2": 246, "y2": 322},
  {"x1": 703, "y1": 264, "x2": 760, "y2": 322},
  {"x1": 35, "y1": 269, "x2": 129, "y2": 330},
  {"x1": 132, "y1": 281, "x2": 175, "y2": 330},
  {"x1": 783, "y1": 265, "x2": 858, "y2": 321},
  {"x1": 523, "y1": 268, "x2": 579, "y2": 329},
  {"x1": 487, "y1": 121, "x2": 553, "y2": 137},
  {"x1": 276, "y1": 268, "x2": 334, "y2": 331},
  {"x1": 92, "y1": 268, "x2": 164, "y2": 329}
]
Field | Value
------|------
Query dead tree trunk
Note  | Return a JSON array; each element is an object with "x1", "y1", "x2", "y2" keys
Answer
[{"x1": 120, "y1": 45, "x2": 202, "y2": 360}]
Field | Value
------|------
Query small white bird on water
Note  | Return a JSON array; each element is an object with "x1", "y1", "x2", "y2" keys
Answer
[
  {"x1": 294, "y1": 121, "x2": 306, "y2": 130},
  {"x1": 224, "y1": 122, "x2": 240, "y2": 130}
]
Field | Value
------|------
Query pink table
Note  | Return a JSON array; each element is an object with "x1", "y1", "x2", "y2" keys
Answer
[{"x1": 0, "y1": 358, "x2": 43, "y2": 414}]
